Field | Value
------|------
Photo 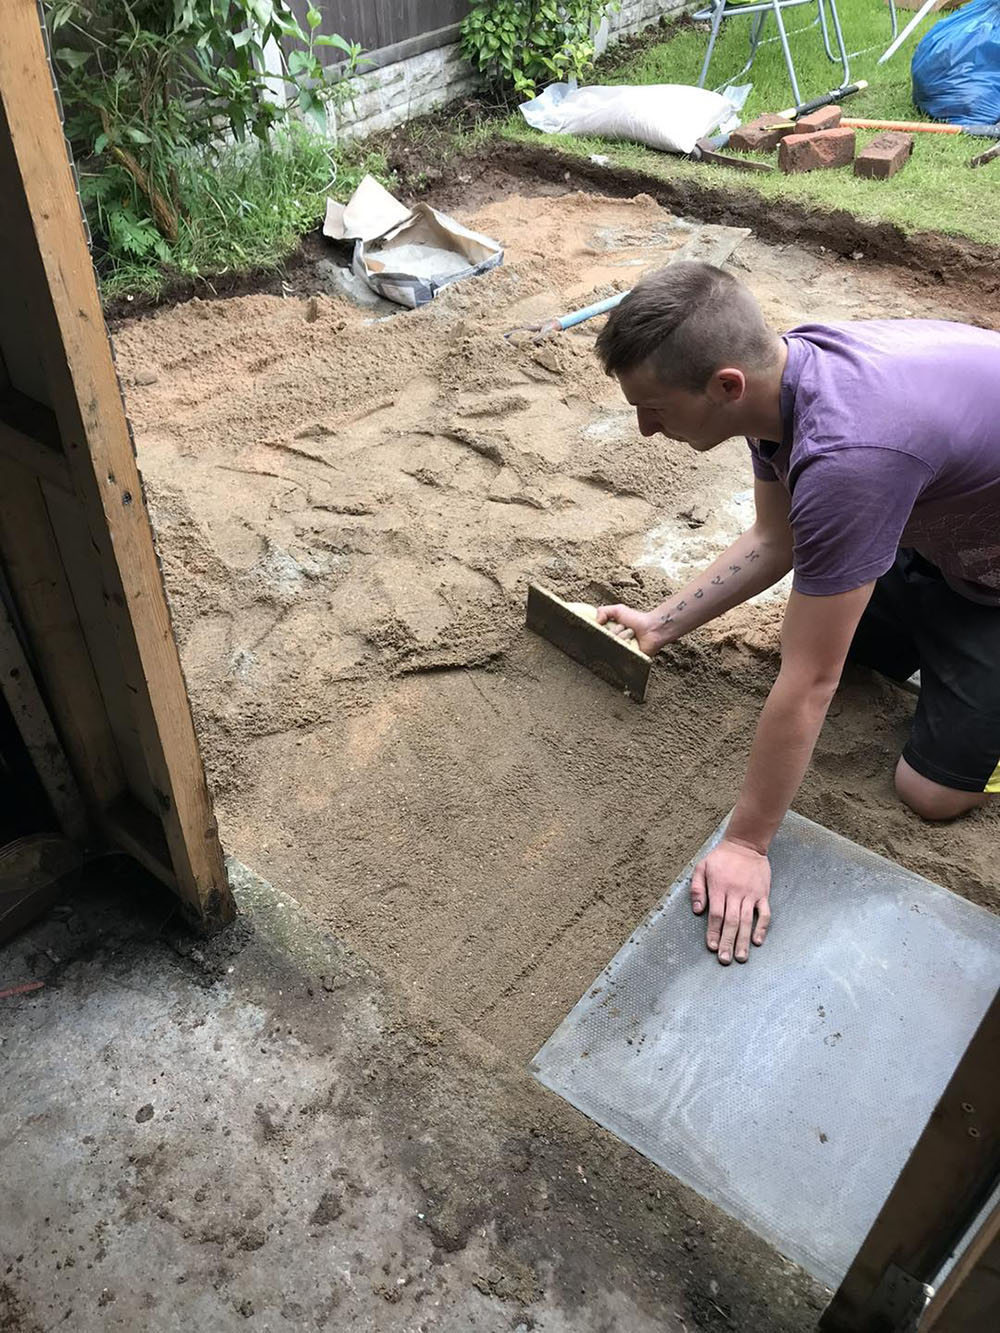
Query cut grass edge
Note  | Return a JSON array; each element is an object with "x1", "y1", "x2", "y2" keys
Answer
[{"x1": 488, "y1": 117, "x2": 1000, "y2": 250}]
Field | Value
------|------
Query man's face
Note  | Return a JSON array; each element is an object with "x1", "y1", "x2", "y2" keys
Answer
[{"x1": 617, "y1": 361, "x2": 744, "y2": 451}]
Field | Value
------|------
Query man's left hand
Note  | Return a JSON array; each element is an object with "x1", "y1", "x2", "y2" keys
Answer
[{"x1": 691, "y1": 838, "x2": 771, "y2": 964}]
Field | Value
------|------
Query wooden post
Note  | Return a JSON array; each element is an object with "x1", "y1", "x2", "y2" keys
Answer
[
  {"x1": 0, "y1": 1, "x2": 234, "y2": 928},
  {"x1": 820, "y1": 991, "x2": 1000, "y2": 1332}
]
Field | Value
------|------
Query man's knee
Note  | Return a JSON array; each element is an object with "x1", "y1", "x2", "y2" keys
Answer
[{"x1": 894, "y1": 757, "x2": 989, "y2": 821}]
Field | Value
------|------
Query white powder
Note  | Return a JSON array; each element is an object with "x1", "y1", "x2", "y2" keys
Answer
[{"x1": 366, "y1": 242, "x2": 471, "y2": 281}]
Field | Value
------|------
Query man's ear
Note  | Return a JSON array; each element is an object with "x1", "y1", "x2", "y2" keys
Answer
[{"x1": 712, "y1": 367, "x2": 748, "y2": 403}]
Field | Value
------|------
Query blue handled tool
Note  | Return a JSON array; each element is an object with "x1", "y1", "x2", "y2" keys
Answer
[{"x1": 503, "y1": 291, "x2": 628, "y2": 342}]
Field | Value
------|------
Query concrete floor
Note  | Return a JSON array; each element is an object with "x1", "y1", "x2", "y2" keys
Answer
[{"x1": 0, "y1": 859, "x2": 828, "y2": 1333}]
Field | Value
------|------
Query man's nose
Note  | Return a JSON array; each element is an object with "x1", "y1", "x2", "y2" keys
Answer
[{"x1": 636, "y1": 409, "x2": 660, "y2": 438}]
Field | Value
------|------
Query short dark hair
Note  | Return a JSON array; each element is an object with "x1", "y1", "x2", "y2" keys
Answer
[{"x1": 595, "y1": 261, "x2": 779, "y2": 391}]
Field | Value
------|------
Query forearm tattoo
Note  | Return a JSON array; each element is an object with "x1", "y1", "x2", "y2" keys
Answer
[{"x1": 657, "y1": 547, "x2": 760, "y2": 628}]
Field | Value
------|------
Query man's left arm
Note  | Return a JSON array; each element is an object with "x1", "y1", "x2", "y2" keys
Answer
[{"x1": 694, "y1": 581, "x2": 875, "y2": 964}]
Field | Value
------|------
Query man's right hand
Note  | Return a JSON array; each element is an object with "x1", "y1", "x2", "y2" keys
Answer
[
  {"x1": 691, "y1": 837, "x2": 772, "y2": 965},
  {"x1": 595, "y1": 482, "x2": 796, "y2": 655},
  {"x1": 595, "y1": 604, "x2": 663, "y2": 656}
]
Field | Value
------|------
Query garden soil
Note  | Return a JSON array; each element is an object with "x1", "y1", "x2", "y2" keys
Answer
[{"x1": 115, "y1": 190, "x2": 997, "y2": 1064}]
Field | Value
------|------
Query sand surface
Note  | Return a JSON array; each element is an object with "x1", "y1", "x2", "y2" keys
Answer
[{"x1": 114, "y1": 190, "x2": 998, "y2": 1063}]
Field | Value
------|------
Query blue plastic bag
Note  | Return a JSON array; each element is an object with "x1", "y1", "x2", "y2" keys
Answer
[{"x1": 911, "y1": 0, "x2": 1000, "y2": 127}]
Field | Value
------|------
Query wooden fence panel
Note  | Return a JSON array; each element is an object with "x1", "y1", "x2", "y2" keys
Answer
[
  {"x1": 287, "y1": 0, "x2": 375, "y2": 52},
  {"x1": 292, "y1": 0, "x2": 467, "y2": 61},
  {"x1": 375, "y1": 0, "x2": 467, "y2": 48}
]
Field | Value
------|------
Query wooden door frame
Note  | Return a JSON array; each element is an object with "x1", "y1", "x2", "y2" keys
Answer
[{"x1": 0, "y1": 1, "x2": 234, "y2": 928}]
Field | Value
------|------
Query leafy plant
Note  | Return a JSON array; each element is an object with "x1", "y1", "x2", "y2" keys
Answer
[
  {"x1": 46, "y1": 1, "x2": 364, "y2": 253},
  {"x1": 89, "y1": 129, "x2": 394, "y2": 303},
  {"x1": 460, "y1": 0, "x2": 614, "y2": 98}
]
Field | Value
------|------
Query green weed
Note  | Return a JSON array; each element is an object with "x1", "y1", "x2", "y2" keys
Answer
[{"x1": 93, "y1": 129, "x2": 394, "y2": 303}]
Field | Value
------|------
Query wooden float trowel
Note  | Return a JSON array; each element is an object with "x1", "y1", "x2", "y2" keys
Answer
[{"x1": 525, "y1": 583, "x2": 652, "y2": 702}]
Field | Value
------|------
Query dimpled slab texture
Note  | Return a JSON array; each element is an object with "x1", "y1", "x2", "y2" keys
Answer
[{"x1": 532, "y1": 811, "x2": 1000, "y2": 1288}]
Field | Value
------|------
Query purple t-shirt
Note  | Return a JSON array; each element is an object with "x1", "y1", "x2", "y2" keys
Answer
[{"x1": 749, "y1": 320, "x2": 1000, "y2": 604}]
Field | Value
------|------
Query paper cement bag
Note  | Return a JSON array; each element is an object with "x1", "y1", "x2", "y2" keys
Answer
[{"x1": 324, "y1": 176, "x2": 503, "y2": 309}]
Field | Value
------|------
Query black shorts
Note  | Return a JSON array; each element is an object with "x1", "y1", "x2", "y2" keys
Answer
[{"x1": 846, "y1": 550, "x2": 1000, "y2": 793}]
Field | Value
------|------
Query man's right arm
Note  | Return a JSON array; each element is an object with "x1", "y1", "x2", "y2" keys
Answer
[{"x1": 597, "y1": 478, "x2": 794, "y2": 654}]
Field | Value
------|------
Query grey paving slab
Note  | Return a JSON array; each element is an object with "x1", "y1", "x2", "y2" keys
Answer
[{"x1": 532, "y1": 811, "x2": 1000, "y2": 1289}]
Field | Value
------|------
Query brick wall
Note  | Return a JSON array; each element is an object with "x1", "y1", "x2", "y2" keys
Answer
[
  {"x1": 610, "y1": 0, "x2": 688, "y2": 40},
  {"x1": 332, "y1": 38, "x2": 479, "y2": 140}
]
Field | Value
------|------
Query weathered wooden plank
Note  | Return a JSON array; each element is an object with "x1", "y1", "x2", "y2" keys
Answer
[
  {"x1": 375, "y1": 0, "x2": 466, "y2": 48},
  {"x1": 42, "y1": 480, "x2": 160, "y2": 818},
  {"x1": 526, "y1": 583, "x2": 651, "y2": 702},
  {"x1": 0, "y1": 166, "x2": 50, "y2": 406},
  {"x1": 0, "y1": 387, "x2": 73, "y2": 491},
  {"x1": 0, "y1": 384, "x2": 61, "y2": 449},
  {"x1": 291, "y1": 0, "x2": 380, "y2": 53},
  {"x1": 0, "y1": 3, "x2": 233, "y2": 927},
  {"x1": 294, "y1": 0, "x2": 465, "y2": 65},
  {"x1": 106, "y1": 793, "x2": 177, "y2": 893}
]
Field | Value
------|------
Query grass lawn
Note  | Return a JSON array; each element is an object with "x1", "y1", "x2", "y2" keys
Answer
[{"x1": 493, "y1": 1, "x2": 999, "y2": 247}]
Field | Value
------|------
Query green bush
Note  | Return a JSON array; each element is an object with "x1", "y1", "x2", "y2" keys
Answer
[
  {"x1": 460, "y1": 1, "x2": 615, "y2": 99},
  {"x1": 45, "y1": 1, "x2": 367, "y2": 292}
]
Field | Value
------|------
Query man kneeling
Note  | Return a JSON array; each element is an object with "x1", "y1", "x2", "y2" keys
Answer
[{"x1": 594, "y1": 262, "x2": 1000, "y2": 965}]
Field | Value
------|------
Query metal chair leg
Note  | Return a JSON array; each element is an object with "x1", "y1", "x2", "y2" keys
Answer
[
  {"x1": 699, "y1": 0, "x2": 862, "y2": 102},
  {"x1": 769, "y1": 0, "x2": 802, "y2": 107},
  {"x1": 817, "y1": 0, "x2": 837, "y2": 61},
  {"x1": 748, "y1": 10, "x2": 768, "y2": 62},
  {"x1": 820, "y1": 0, "x2": 851, "y2": 89},
  {"x1": 697, "y1": 0, "x2": 728, "y2": 89}
]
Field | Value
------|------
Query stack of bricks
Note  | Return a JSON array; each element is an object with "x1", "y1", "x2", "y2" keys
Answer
[
  {"x1": 728, "y1": 113, "x2": 795, "y2": 154},
  {"x1": 793, "y1": 105, "x2": 844, "y2": 135},
  {"x1": 777, "y1": 105, "x2": 856, "y2": 174},
  {"x1": 729, "y1": 103, "x2": 914, "y2": 180}
]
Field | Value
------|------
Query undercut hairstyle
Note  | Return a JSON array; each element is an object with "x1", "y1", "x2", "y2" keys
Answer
[{"x1": 595, "y1": 261, "x2": 780, "y2": 392}]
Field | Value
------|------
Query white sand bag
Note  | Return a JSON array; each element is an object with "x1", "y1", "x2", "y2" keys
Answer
[{"x1": 520, "y1": 82, "x2": 742, "y2": 156}]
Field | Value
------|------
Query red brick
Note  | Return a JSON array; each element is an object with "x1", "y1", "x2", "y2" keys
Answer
[
  {"x1": 854, "y1": 132, "x2": 915, "y2": 180},
  {"x1": 779, "y1": 126, "x2": 856, "y2": 174},
  {"x1": 794, "y1": 105, "x2": 843, "y2": 135},
  {"x1": 729, "y1": 113, "x2": 795, "y2": 154}
]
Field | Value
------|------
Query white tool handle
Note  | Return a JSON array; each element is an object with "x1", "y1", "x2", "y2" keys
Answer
[{"x1": 877, "y1": 0, "x2": 939, "y2": 65}]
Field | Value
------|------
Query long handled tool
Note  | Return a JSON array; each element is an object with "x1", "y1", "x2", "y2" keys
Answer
[
  {"x1": 526, "y1": 584, "x2": 651, "y2": 701},
  {"x1": 777, "y1": 80, "x2": 868, "y2": 121},
  {"x1": 843, "y1": 117, "x2": 1000, "y2": 139},
  {"x1": 504, "y1": 292, "x2": 627, "y2": 342},
  {"x1": 970, "y1": 141, "x2": 1000, "y2": 168},
  {"x1": 692, "y1": 79, "x2": 869, "y2": 169}
]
